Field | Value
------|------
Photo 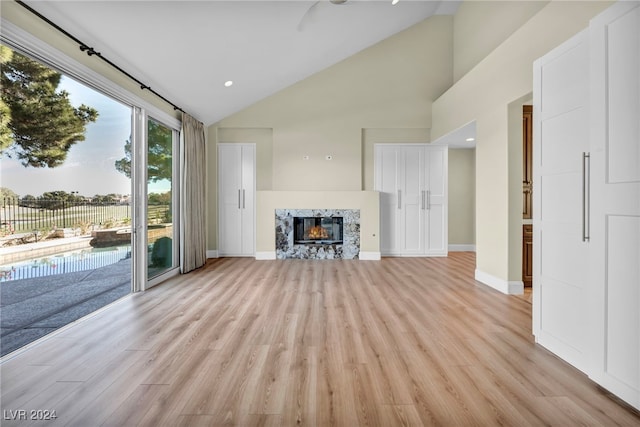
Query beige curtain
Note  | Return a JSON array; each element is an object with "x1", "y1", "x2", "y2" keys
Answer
[{"x1": 180, "y1": 113, "x2": 207, "y2": 273}]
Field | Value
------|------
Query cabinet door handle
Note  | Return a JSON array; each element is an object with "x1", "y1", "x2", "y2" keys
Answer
[
  {"x1": 397, "y1": 190, "x2": 402, "y2": 209},
  {"x1": 243, "y1": 189, "x2": 246, "y2": 209},
  {"x1": 238, "y1": 189, "x2": 241, "y2": 209},
  {"x1": 421, "y1": 190, "x2": 426, "y2": 210},
  {"x1": 582, "y1": 152, "x2": 590, "y2": 242},
  {"x1": 427, "y1": 190, "x2": 431, "y2": 210}
]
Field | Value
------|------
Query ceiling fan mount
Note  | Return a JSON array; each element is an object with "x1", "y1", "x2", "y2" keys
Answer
[{"x1": 298, "y1": 0, "x2": 354, "y2": 32}]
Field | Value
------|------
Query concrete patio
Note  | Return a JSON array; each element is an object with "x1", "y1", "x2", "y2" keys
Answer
[{"x1": 0, "y1": 257, "x2": 131, "y2": 357}]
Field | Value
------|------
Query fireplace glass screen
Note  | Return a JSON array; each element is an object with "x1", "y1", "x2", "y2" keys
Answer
[{"x1": 294, "y1": 217, "x2": 343, "y2": 244}]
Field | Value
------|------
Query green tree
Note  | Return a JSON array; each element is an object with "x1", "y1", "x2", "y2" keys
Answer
[
  {"x1": 19, "y1": 194, "x2": 37, "y2": 208},
  {"x1": 114, "y1": 137, "x2": 132, "y2": 179},
  {"x1": 0, "y1": 47, "x2": 12, "y2": 152},
  {"x1": 148, "y1": 191, "x2": 171, "y2": 205},
  {"x1": 0, "y1": 46, "x2": 98, "y2": 168},
  {"x1": 115, "y1": 120, "x2": 172, "y2": 182},
  {"x1": 92, "y1": 193, "x2": 118, "y2": 205},
  {"x1": 0, "y1": 187, "x2": 19, "y2": 200},
  {"x1": 40, "y1": 190, "x2": 75, "y2": 209}
]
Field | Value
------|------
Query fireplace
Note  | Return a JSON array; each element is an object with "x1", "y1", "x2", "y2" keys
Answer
[
  {"x1": 275, "y1": 209, "x2": 359, "y2": 259},
  {"x1": 294, "y1": 216, "x2": 343, "y2": 244}
]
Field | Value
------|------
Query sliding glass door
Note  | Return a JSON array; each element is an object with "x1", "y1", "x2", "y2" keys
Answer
[
  {"x1": 0, "y1": 26, "x2": 181, "y2": 314},
  {"x1": 0, "y1": 44, "x2": 133, "y2": 355},
  {"x1": 146, "y1": 118, "x2": 178, "y2": 281}
]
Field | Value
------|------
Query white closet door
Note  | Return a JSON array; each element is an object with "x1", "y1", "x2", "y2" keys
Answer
[
  {"x1": 219, "y1": 144, "x2": 243, "y2": 256},
  {"x1": 425, "y1": 146, "x2": 448, "y2": 256},
  {"x1": 218, "y1": 143, "x2": 255, "y2": 257},
  {"x1": 375, "y1": 145, "x2": 400, "y2": 255},
  {"x1": 400, "y1": 145, "x2": 426, "y2": 255},
  {"x1": 375, "y1": 144, "x2": 448, "y2": 257},
  {"x1": 533, "y1": 30, "x2": 590, "y2": 373},
  {"x1": 240, "y1": 145, "x2": 255, "y2": 255},
  {"x1": 589, "y1": 2, "x2": 640, "y2": 409}
]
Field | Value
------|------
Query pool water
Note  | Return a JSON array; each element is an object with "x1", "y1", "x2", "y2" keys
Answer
[{"x1": 0, "y1": 245, "x2": 131, "y2": 282}]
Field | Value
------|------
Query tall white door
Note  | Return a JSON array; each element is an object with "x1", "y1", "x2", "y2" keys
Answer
[
  {"x1": 533, "y1": 30, "x2": 590, "y2": 373},
  {"x1": 218, "y1": 143, "x2": 255, "y2": 257},
  {"x1": 374, "y1": 144, "x2": 448, "y2": 257},
  {"x1": 375, "y1": 145, "x2": 401, "y2": 255},
  {"x1": 589, "y1": 2, "x2": 640, "y2": 409},
  {"x1": 424, "y1": 146, "x2": 448, "y2": 256},
  {"x1": 400, "y1": 145, "x2": 426, "y2": 255}
]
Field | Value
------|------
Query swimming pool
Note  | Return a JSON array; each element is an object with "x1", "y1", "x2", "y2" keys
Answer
[{"x1": 0, "y1": 245, "x2": 131, "y2": 282}]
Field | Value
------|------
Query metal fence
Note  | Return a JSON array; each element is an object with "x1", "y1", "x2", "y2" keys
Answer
[
  {"x1": 1, "y1": 197, "x2": 132, "y2": 234},
  {"x1": 1, "y1": 246, "x2": 132, "y2": 281}
]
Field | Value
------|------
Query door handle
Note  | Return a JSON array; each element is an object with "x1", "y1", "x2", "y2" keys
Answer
[
  {"x1": 427, "y1": 190, "x2": 431, "y2": 210},
  {"x1": 421, "y1": 190, "x2": 426, "y2": 210},
  {"x1": 397, "y1": 190, "x2": 402, "y2": 209},
  {"x1": 242, "y1": 189, "x2": 246, "y2": 209},
  {"x1": 238, "y1": 189, "x2": 241, "y2": 209},
  {"x1": 582, "y1": 153, "x2": 590, "y2": 241},
  {"x1": 582, "y1": 152, "x2": 590, "y2": 242}
]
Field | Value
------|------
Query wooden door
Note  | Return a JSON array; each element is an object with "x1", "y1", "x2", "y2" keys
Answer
[
  {"x1": 533, "y1": 30, "x2": 590, "y2": 373},
  {"x1": 589, "y1": 2, "x2": 640, "y2": 410}
]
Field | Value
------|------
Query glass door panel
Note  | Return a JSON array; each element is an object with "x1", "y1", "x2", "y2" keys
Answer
[
  {"x1": 146, "y1": 118, "x2": 177, "y2": 279},
  {"x1": 0, "y1": 45, "x2": 132, "y2": 355}
]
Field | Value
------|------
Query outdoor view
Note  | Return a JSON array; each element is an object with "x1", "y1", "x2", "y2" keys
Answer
[{"x1": 0, "y1": 45, "x2": 175, "y2": 356}]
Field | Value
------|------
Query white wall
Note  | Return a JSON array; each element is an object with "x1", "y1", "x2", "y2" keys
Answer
[
  {"x1": 453, "y1": 1, "x2": 549, "y2": 82},
  {"x1": 449, "y1": 148, "x2": 476, "y2": 247},
  {"x1": 432, "y1": 1, "x2": 613, "y2": 289},
  {"x1": 208, "y1": 16, "x2": 455, "y2": 252}
]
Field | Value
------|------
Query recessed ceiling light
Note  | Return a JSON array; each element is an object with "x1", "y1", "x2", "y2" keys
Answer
[
  {"x1": 466, "y1": 137, "x2": 475, "y2": 142},
  {"x1": 392, "y1": 0, "x2": 399, "y2": 4},
  {"x1": 224, "y1": 80, "x2": 233, "y2": 87}
]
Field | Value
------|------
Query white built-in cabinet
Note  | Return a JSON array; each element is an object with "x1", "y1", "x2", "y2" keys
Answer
[
  {"x1": 533, "y1": 1, "x2": 639, "y2": 410},
  {"x1": 374, "y1": 144, "x2": 448, "y2": 257},
  {"x1": 218, "y1": 143, "x2": 255, "y2": 257}
]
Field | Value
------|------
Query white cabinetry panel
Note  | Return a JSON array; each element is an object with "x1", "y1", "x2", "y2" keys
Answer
[
  {"x1": 589, "y1": 1, "x2": 640, "y2": 409},
  {"x1": 533, "y1": 30, "x2": 590, "y2": 373},
  {"x1": 218, "y1": 143, "x2": 255, "y2": 257},
  {"x1": 374, "y1": 144, "x2": 448, "y2": 257},
  {"x1": 535, "y1": 1, "x2": 639, "y2": 411}
]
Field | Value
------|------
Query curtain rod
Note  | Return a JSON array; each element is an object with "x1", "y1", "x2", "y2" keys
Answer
[{"x1": 15, "y1": 0, "x2": 186, "y2": 115}]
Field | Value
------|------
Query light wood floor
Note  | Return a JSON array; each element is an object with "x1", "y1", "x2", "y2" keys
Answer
[{"x1": 2, "y1": 253, "x2": 639, "y2": 426}]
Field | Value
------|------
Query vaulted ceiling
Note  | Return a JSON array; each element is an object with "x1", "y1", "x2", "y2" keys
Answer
[{"x1": 22, "y1": 0, "x2": 461, "y2": 125}]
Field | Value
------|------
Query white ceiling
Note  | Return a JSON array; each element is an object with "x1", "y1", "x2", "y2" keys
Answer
[{"x1": 22, "y1": 0, "x2": 461, "y2": 125}]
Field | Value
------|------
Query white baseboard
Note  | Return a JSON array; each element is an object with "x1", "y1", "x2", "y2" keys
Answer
[
  {"x1": 474, "y1": 269, "x2": 524, "y2": 295},
  {"x1": 255, "y1": 251, "x2": 276, "y2": 260},
  {"x1": 359, "y1": 251, "x2": 381, "y2": 260},
  {"x1": 206, "y1": 250, "x2": 219, "y2": 259},
  {"x1": 448, "y1": 244, "x2": 476, "y2": 252},
  {"x1": 508, "y1": 280, "x2": 524, "y2": 295}
]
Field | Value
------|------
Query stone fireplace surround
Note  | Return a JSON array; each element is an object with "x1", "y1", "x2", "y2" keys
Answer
[{"x1": 275, "y1": 209, "x2": 360, "y2": 259}]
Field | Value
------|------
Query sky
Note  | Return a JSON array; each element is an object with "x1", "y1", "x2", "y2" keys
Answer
[{"x1": 1, "y1": 74, "x2": 171, "y2": 198}]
